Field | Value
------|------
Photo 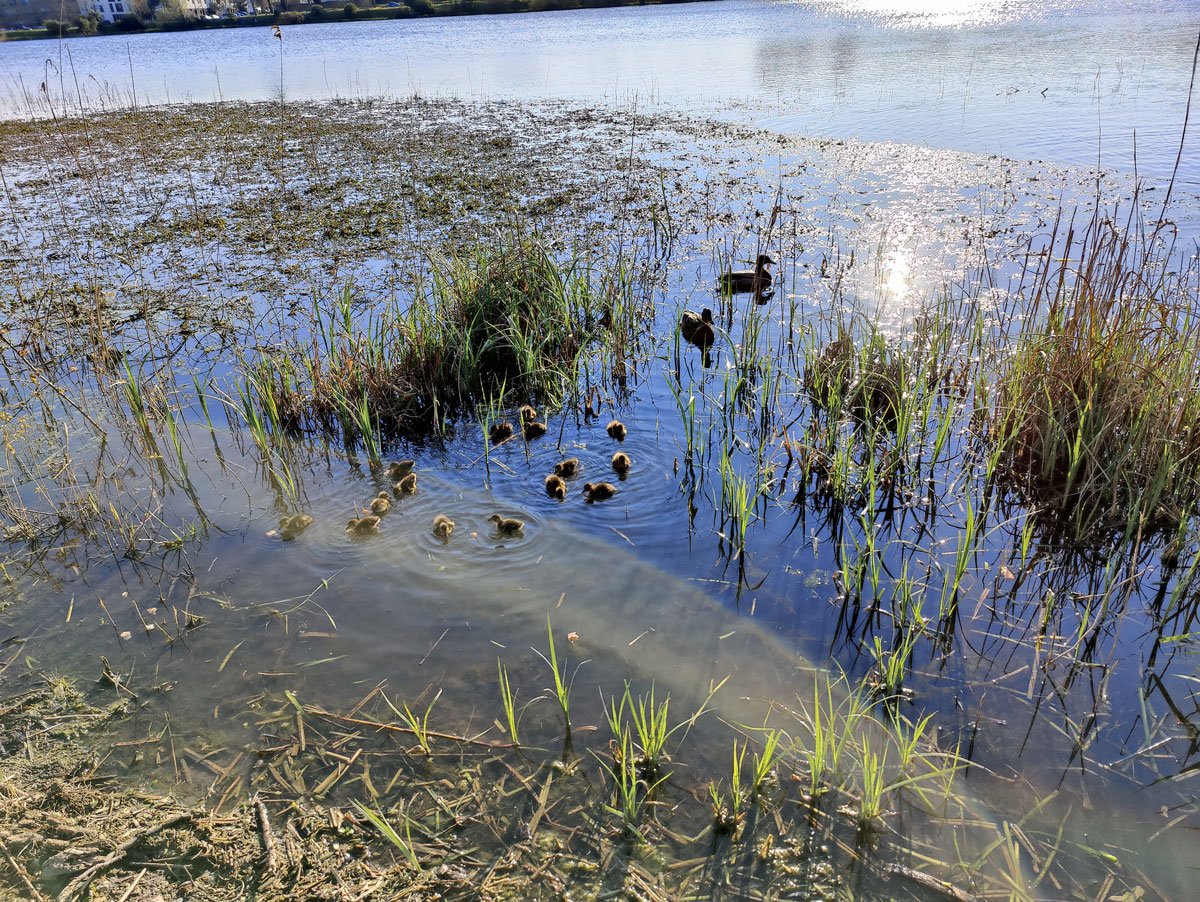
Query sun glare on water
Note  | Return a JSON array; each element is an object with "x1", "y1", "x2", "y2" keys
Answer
[
  {"x1": 808, "y1": 0, "x2": 1045, "y2": 28},
  {"x1": 881, "y1": 244, "x2": 913, "y2": 304}
]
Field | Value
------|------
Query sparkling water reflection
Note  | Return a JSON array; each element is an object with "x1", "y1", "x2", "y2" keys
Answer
[{"x1": 0, "y1": 0, "x2": 1196, "y2": 183}]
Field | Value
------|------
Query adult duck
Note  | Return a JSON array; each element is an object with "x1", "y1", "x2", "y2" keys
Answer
[
  {"x1": 680, "y1": 307, "x2": 715, "y2": 350},
  {"x1": 719, "y1": 254, "x2": 774, "y2": 295}
]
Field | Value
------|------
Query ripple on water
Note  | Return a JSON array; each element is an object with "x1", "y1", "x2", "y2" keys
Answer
[
  {"x1": 458, "y1": 414, "x2": 694, "y2": 560},
  {"x1": 266, "y1": 470, "x2": 552, "y2": 595}
]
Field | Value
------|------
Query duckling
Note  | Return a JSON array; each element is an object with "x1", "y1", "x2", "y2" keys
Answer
[
  {"x1": 523, "y1": 419, "x2": 548, "y2": 440},
  {"x1": 611, "y1": 451, "x2": 632, "y2": 477},
  {"x1": 489, "y1": 514, "x2": 525, "y2": 536},
  {"x1": 393, "y1": 472, "x2": 417, "y2": 496},
  {"x1": 519, "y1": 404, "x2": 538, "y2": 425},
  {"x1": 432, "y1": 514, "x2": 455, "y2": 540},
  {"x1": 554, "y1": 458, "x2": 580, "y2": 479},
  {"x1": 545, "y1": 473, "x2": 567, "y2": 500},
  {"x1": 279, "y1": 513, "x2": 314, "y2": 541},
  {"x1": 606, "y1": 420, "x2": 626, "y2": 441},
  {"x1": 719, "y1": 254, "x2": 774, "y2": 294},
  {"x1": 386, "y1": 459, "x2": 415, "y2": 480},
  {"x1": 489, "y1": 421, "x2": 514, "y2": 444},
  {"x1": 680, "y1": 307, "x2": 715, "y2": 350},
  {"x1": 583, "y1": 482, "x2": 618, "y2": 503},
  {"x1": 370, "y1": 491, "x2": 392, "y2": 515},
  {"x1": 346, "y1": 515, "x2": 381, "y2": 537}
]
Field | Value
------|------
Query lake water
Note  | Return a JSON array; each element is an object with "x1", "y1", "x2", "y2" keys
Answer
[
  {"x1": 1, "y1": 0, "x2": 1198, "y2": 187},
  {"x1": 3, "y1": 2, "x2": 1200, "y2": 897}
]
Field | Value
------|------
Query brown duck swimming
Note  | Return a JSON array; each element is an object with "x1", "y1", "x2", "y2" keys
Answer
[
  {"x1": 489, "y1": 514, "x2": 525, "y2": 536},
  {"x1": 583, "y1": 482, "x2": 618, "y2": 503},
  {"x1": 680, "y1": 307, "x2": 715, "y2": 350},
  {"x1": 545, "y1": 474, "x2": 567, "y2": 500},
  {"x1": 519, "y1": 404, "x2": 538, "y2": 425},
  {"x1": 523, "y1": 419, "x2": 548, "y2": 440},
  {"x1": 611, "y1": 451, "x2": 631, "y2": 477},
  {"x1": 386, "y1": 460, "x2": 414, "y2": 480},
  {"x1": 393, "y1": 472, "x2": 417, "y2": 496},
  {"x1": 370, "y1": 492, "x2": 392, "y2": 515},
  {"x1": 606, "y1": 420, "x2": 626, "y2": 441},
  {"x1": 719, "y1": 254, "x2": 774, "y2": 294},
  {"x1": 489, "y1": 421, "x2": 514, "y2": 444},
  {"x1": 554, "y1": 458, "x2": 580, "y2": 479},
  {"x1": 346, "y1": 515, "x2": 381, "y2": 537},
  {"x1": 279, "y1": 513, "x2": 314, "y2": 541},
  {"x1": 432, "y1": 514, "x2": 455, "y2": 540}
]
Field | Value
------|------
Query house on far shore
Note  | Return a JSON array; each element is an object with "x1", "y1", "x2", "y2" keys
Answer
[
  {"x1": 0, "y1": 0, "x2": 213, "y2": 28},
  {"x1": 79, "y1": 0, "x2": 133, "y2": 23},
  {"x1": 0, "y1": 0, "x2": 135, "y2": 27},
  {"x1": 1, "y1": 0, "x2": 76, "y2": 28}
]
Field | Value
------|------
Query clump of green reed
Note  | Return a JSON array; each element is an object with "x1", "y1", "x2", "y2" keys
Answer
[
  {"x1": 386, "y1": 689, "x2": 441, "y2": 755},
  {"x1": 535, "y1": 615, "x2": 580, "y2": 742},
  {"x1": 750, "y1": 727, "x2": 785, "y2": 797},
  {"x1": 601, "y1": 727, "x2": 665, "y2": 840},
  {"x1": 239, "y1": 230, "x2": 636, "y2": 443},
  {"x1": 803, "y1": 324, "x2": 909, "y2": 431},
  {"x1": 497, "y1": 659, "x2": 522, "y2": 747},
  {"x1": 605, "y1": 683, "x2": 672, "y2": 781},
  {"x1": 786, "y1": 671, "x2": 961, "y2": 827},
  {"x1": 991, "y1": 210, "x2": 1200, "y2": 546},
  {"x1": 354, "y1": 802, "x2": 421, "y2": 871}
]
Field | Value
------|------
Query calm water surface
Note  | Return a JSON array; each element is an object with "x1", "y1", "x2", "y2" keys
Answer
[
  {"x1": 3, "y1": 1, "x2": 1200, "y2": 896},
  {"x1": 1, "y1": 0, "x2": 1198, "y2": 184}
]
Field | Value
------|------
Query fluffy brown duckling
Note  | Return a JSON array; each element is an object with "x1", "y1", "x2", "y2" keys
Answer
[
  {"x1": 279, "y1": 513, "x2": 314, "y2": 541},
  {"x1": 346, "y1": 515, "x2": 381, "y2": 537},
  {"x1": 545, "y1": 473, "x2": 567, "y2": 500},
  {"x1": 519, "y1": 404, "x2": 538, "y2": 425},
  {"x1": 432, "y1": 514, "x2": 455, "y2": 540},
  {"x1": 386, "y1": 459, "x2": 415, "y2": 480},
  {"x1": 554, "y1": 458, "x2": 580, "y2": 479},
  {"x1": 680, "y1": 307, "x2": 716, "y2": 350},
  {"x1": 370, "y1": 491, "x2": 392, "y2": 515},
  {"x1": 393, "y1": 472, "x2": 417, "y2": 496},
  {"x1": 583, "y1": 482, "x2": 618, "y2": 503},
  {"x1": 606, "y1": 420, "x2": 626, "y2": 441},
  {"x1": 489, "y1": 514, "x2": 525, "y2": 536},
  {"x1": 489, "y1": 421, "x2": 514, "y2": 444},
  {"x1": 523, "y1": 419, "x2": 548, "y2": 440},
  {"x1": 611, "y1": 451, "x2": 632, "y2": 477}
]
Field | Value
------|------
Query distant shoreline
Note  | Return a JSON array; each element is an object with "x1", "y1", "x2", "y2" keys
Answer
[{"x1": 0, "y1": 0, "x2": 713, "y2": 42}]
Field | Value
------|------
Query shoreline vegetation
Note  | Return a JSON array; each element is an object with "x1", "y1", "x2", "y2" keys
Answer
[
  {"x1": 1, "y1": 0, "x2": 712, "y2": 42},
  {"x1": 1, "y1": 87, "x2": 1199, "y2": 899}
]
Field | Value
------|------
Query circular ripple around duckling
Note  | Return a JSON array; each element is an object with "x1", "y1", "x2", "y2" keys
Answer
[{"x1": 417, "y1": 500, "x2": 546, "y2": 576}]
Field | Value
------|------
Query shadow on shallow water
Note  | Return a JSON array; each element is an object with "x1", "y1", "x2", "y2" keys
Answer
[{"x1": 2, "y1": 421, "x2": 1043, "y2": 897}]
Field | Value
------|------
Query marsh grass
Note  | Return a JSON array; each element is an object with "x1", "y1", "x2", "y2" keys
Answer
[
  {"x1": 605, "y1": 683, "x2": 671, "y2": 781},
  {"x1": 990, "y1": 209, "x2": 1200, "y2": 545},
  {"x1": 239, "y1": 231, "x2": 644, "y2": 445},
  {"x1": 497, "y1": 659, "x2": 523, "y2": 747},
  {"x1": 535, "y1": 615, "x2": 580, "y2": 741},
  {"x1": 386, "y1": 689, "x2": 442, "y2": 755},
  {"x1": 353, "y1": 801, "x2": 422, "y2": 871}
]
